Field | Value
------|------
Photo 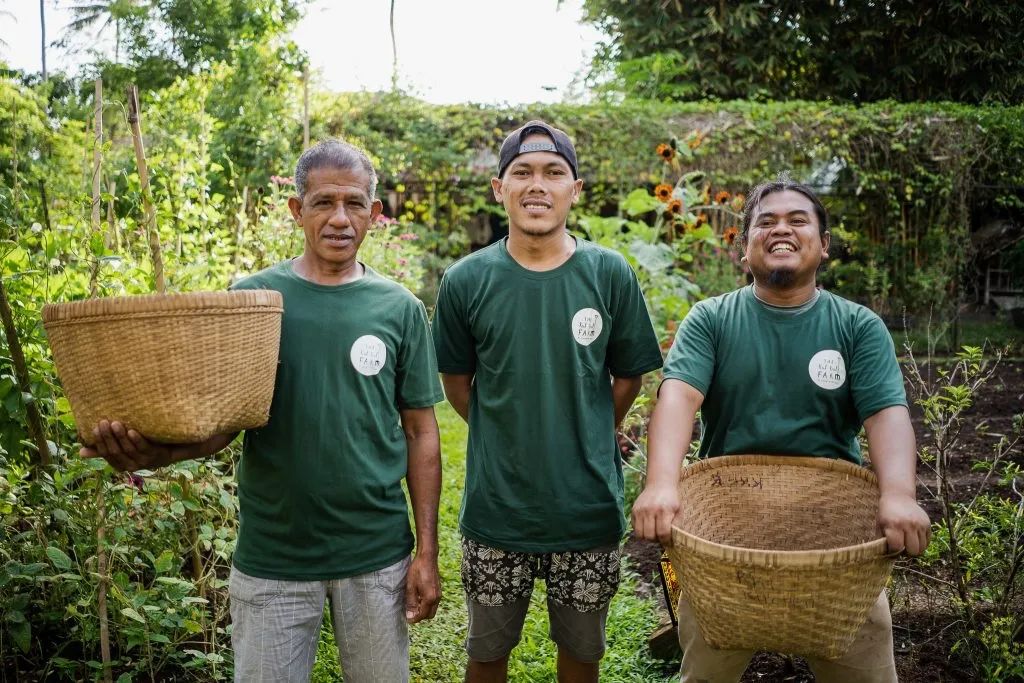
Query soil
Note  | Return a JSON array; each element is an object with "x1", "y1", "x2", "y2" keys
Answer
[{"x1": 623, "y1": 360, "x2": 1024, "y2": 682}]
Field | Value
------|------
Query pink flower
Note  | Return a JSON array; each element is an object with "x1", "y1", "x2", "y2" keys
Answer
[
  {"x1": 398, "y1": 232, "x2": 419, "y2": 241},
  {"x1": 270, "y1": 175, "x2": 294, "y2": 186},
  {"x1": 374, "y1": 215, "x2": 398, "y2": 225},
  {"x1": 397, "y1": 257, "x2": 408, "y2": 266}
]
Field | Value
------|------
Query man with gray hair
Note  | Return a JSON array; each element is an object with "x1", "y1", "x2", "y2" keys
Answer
[{"x1": 82, "y1": 139, "x2": 445, "y2": 681}]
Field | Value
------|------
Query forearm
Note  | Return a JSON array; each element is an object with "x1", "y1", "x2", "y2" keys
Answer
[
  {"x1": 864, "y1": 406, "x2": 918, "y2": 498},
  {"x1": 611, "y1": 375, "x2": 644, "y2": 428},
  {"x1": 440, "y1": 374, "x2": 472, "y2": 423},
  {"x1": 646, "y1": 380, "x2": 701, "y2": 489},
  {"x1": 403, "y1": 411, "x2": 441, "y2": 558}
]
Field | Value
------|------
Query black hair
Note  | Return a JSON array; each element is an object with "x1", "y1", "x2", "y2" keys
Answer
[{"x1": 740, "y1": 180, "x2": 829, "y2": 240}]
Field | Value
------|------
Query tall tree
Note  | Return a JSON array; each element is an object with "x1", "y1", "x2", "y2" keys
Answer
[
  {"x1": 63, "y1": 0, "x2": 149, "y2": 65},
  {"x1": 583, "y1": 0, "x2": 1024, "y2": 104},
  {"x1": 389, "y1": 0, "x2": 398, "y2": 92}
]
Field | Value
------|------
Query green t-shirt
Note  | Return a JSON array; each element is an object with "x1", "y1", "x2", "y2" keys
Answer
[
  {"x1": 230, "y1": 261, "x2": 444, "y2": 580},
  {"x1": 432, "y1": 237, "x2": 663, "y2": 552},
  {"x1": 663, "y1": 285, "x2": 907, "y2": 464}
]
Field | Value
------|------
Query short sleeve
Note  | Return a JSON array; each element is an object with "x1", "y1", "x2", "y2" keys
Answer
[
  {"x1": 606, "y1": 259, "x2": 663, "y2": 377},
  {"x1": 849, "y1": 313, "x2": 907, "y2": 422},
  {"x1": 395, "y1": 299, "x2": 445, "y2": 409},
  {"x1": 431, "y1": 270, "x2": 477, "y2": 374},
  {"x1": 662, "y1": 302, "x2": 716, "y2": 395}
]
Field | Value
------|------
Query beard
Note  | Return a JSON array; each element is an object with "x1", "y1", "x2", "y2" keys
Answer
[{"x1": 766, "y1": 268, "x2": 796, "y2": 287}]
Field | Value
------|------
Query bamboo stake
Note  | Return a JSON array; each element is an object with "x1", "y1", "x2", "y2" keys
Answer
[
  {"x1": 38, "y1": 180, "x2": 52, "y2": 231},
  {"x1": 183, "y1": 477, "x2": 205, "y2": 606},
  {"x1": 0, "y1": 277, "x2": 50, "y2": 467},
  {"x1": 126, "y1": 85, "x2": 165, "y2": 294},
  {"x1": 233, "y1": 186, "x2": 248, "y2": 275},
  {"x1": 303, "y1": 68, "x2": 310, "y2": 148},
  {"x1": 96, "y1": 474, "x2": 112, "y2": 683},
  {"x1": 106, "y1": 176, "x2": 119, "y2": 251},
  {"x1": 89, "y1": 79, "x2": 104, "y2": 297},
  {"x1": 85, "y1": 78, "x2": 114, "y2": 682}
]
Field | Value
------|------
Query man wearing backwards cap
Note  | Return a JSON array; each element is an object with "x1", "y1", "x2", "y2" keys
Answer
[{"x1": 432, "y1": 120, "x2": 663, "y2": 682}]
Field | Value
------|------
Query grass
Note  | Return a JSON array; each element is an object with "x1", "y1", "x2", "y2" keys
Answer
[{"x1": 312, "y1": 402, "x2": 676, "y2": 682}]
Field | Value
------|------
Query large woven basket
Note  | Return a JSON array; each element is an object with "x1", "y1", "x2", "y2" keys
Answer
[
  {"x1": 42, "y1": 291, "x2": 283, "y2": 446},
  {"x1": 667, "y1": 455, "x2": 893, "y2": 660}
]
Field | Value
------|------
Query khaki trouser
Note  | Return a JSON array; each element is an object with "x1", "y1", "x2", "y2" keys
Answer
[{"x1": 678, "y1": 592, "x2": 898, "y2": 683}]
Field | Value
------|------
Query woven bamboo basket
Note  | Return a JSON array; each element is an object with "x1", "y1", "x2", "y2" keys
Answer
[
  {"x1": 43, "y1": 290, "x2": 283, "y2": 446},
  {"x1": 667, "y1": 455, "x2": 894, "y2": 660}
]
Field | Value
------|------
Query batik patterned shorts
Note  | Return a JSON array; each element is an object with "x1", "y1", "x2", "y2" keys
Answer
[{"x1": 460, "y1": 538, "x2": 621, "y2": 613}]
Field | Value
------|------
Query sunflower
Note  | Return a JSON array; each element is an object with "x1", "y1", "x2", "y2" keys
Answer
[
  {"x1": 654, "y1": 184, "x2": 673, "y2": 201},
  {"x1": 696, "y1": 212, "x2": 707, "y2": 226},
  {"x1": 715, "y1": 190, "x2": 730, "y2": 204},
  {"x1": 723, "y1": 226, "x2": 739, "y2": 245},
  {"x1": 656, "y1": 143, "x2": 675, "y2": 161},
  {"x1": 687, "y1": 131, "x2": 705, "y2": 149},
  {"x1": 666, "y1": 198, "x2": 683, "y2": 214}
]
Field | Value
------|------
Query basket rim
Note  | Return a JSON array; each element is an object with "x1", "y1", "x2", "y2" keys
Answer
[
  {"x1": 671, "y1": 454, "x2": 889, "y2": 567},
  {"x1": 671, "y1": 527, "x2": 889, "y2": 567},
  {"x1": 42, "y1": 290, "x2": 283, "y2": 322},
  {"x1": 678, "y1": 453, "x2": 879, "y2": 485}
]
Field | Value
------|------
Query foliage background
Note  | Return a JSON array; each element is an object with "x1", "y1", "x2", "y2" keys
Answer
[{"x1": 1, "y1": 0, "x2": 1023, "y2": 679}]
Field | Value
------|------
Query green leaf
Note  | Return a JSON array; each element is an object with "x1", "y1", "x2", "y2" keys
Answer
[
  {"x1": 9, "y1": 620, "x2": 30, "y2": 653},
  {"x1": 621, "y1": 189, "x2": 662, "y2": 217},
  {"x1": 629, "y1": 241, "x2": 674, "y2": 273},
  {"x1": 45, "y1": 546, "x2": 73, "y2": 571},
  {"x1": 153, "y1": 550, "x2": 175, "y2": 574},
  {"x1": 121, "y1": 608, "x2": 146, "y2": 624},
  {"x1": 0, "y1": 376, "x2": 14, "y2": 401}
]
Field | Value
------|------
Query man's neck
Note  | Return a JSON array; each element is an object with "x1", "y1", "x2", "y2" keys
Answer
[
  {"x1": 292, "y1": 253, "x2": 364, "y2": 286},
  {"x1": 751, "y1": 280, "x2": 818, "y2": 307},
  {"x1": 506, "y1": 229, "x2": 576, "y2": 272}
]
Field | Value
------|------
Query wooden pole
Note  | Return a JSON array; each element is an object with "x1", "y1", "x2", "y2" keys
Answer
[
  {"x1": 0, "y1": 277, "x2": 50, "y2": 467},
  {"x1": 126, "y1": 85, "x2": 165, "y2": 294},
  {"x1": 89, "y1": 79, "x2": 104, "y2": 297}
]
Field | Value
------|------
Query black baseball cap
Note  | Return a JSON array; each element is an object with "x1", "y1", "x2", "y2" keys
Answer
[{"x1": 497, "y1": 120, "x2": 579, "y2": 179}]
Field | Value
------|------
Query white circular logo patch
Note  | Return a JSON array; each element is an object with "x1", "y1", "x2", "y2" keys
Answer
[
  {"x1": 808, "y1": 349, "x2": 846, "y2": 390},
  {"x1": 350, "y1": 335, "x2": 387, "y2": 376},
  {"x1": 572, "y1": 308, "x2": 603, "y2": 346}
]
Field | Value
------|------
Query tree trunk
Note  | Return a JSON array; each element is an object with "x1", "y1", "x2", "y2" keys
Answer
[
  {"x1": 39, "y1": 0, "x2": 46, "y2": 80},
  {"x1": 389, "y1": 0, "x2": 398, "y2": 91}
]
